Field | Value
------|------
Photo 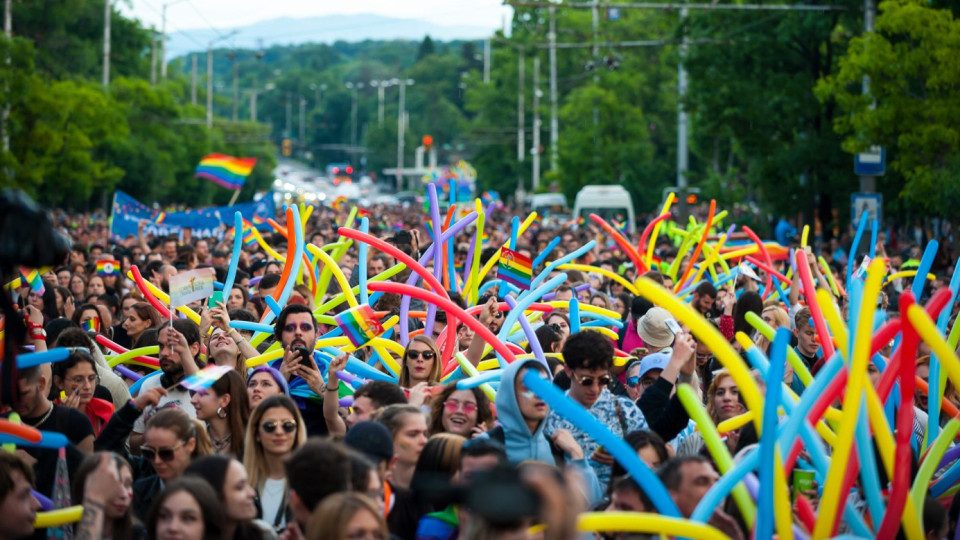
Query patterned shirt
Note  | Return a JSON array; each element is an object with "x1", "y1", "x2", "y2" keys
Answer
[{"x1": 543, "y1": 388, "x2": 648, "y2": 492}]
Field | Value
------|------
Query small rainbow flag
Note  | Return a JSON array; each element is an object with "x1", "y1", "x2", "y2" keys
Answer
[
  {"x1": 179, "y1": 364, "x2": 234, "y2": 393},
  {"x1": 334, "y1": 304, "x2": 385, "y2": 348},
  {"x1": 96, "y1": 259, "x2": 121, "y2": 277},
  {"x1": 613, "y1": 219, "x2": 628, "y2": 234},
  {"x1": 154, "y1": 212, "x2": 166, "y2": 224},
  {"x1": 498, "y1": 247, "x2": 532, "y2": 290},
  {"x1": 480, "y1": 231, "x2": 490, "y2": 246},
  {"x1": 357, "y1": 207, "x2": 372, "y2": 219},
  {"x1": 195, "y1": 154, "x2": 257, "y2": 190},
  {"x1": 81, "y1": 317, "x2": 101, "y2": 334},
  {"x1": 19, "y1": 268, "x2": 44, "y2": 296}
]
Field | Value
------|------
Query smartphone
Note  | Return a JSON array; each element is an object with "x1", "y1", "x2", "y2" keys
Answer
[
  {"x1": 208, "y1": 291, "x2": 223, "y2": 309},
  {"x1": 793, "y1": 469, "x2": 815, "y2": 501},
  {"x1": 664, "y1": 318, "x2": 682, "y2": 336}
]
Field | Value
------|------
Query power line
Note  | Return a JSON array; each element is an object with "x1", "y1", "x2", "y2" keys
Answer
[
  {"x1": 184, "y1": 0, "x2": 229, "y2": 41},
  {"x1": 505, "y1": 1, "x2": 846, "y2": 11},
  {"x1": 137, "y1": 0, "x2": 205, "y2": 47}
]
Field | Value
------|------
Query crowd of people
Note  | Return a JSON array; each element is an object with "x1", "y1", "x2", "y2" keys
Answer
[{"x1": 2, "y1": 195, "x2": 960, "y2": 540}]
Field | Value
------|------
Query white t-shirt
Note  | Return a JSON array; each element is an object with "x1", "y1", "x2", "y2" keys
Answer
[
  {"x1": 260, "y1": 477, "x2": 287, "y2": 528},
  {"x1": 132, "y1": 374, "x2": 197, "y2": 434}
]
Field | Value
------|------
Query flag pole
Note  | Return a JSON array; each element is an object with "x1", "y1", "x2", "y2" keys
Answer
[{"x1": 228, "y1": 188, "x2": 242, "y2": 206}]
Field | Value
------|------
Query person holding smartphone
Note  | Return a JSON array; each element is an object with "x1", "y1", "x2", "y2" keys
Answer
[{"x1": 274, "y1": 304, "x2": 329, "y2": 437}]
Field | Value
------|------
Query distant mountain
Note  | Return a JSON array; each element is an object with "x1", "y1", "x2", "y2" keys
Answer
[{"x1": 166, "y1": 13, "x2": 494, "y2": 59}]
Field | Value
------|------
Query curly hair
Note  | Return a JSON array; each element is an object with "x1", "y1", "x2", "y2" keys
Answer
[{"x1": 561, "y1": 330, "x2": 613, "y2": 371}]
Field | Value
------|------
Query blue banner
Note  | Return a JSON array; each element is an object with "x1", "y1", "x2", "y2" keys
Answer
[{"x1": 110, "y1": 191, "x2": 276, "y2": 242}]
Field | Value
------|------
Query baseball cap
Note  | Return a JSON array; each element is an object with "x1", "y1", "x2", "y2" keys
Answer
[
  {"x1": 637, "y1": 307, "x2": 677, "y2": 349},
  {"x1": 344, "y1": 421, "x2": 395, "y2": 464},
  {"x1": 638, "y1": 350, "x2": 672, "y2": 379}
]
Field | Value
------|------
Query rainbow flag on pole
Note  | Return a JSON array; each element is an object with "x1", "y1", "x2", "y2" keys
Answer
[
  {"x1": 19, "y1": 267, "x2": 45, "y2": 296},
  {"x1": 195, "y1": 154, "x2": 257, "y2": 190},
  {"x1": 498, "y1": 247, "x2": 532, "y2": 290},
  {"x1": 96, "y1": 259, "x2": 121, "y2": 276},
  {"x1": 179, "y1": 364, "x2": 234, "y2": 393},
  {"x1": 334, "y1": 304, "x2": 385, "y2": 348}
]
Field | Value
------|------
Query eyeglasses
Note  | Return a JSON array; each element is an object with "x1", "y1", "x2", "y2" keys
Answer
[
  {"x1": 261, "y1": 419, "x2": 298, "y2": 434},
  {"x1": 443, "y1": 400, "x2": 478, "y2": 414},
  {"x1": 67, "y1": 374, "x2": 99, "y2": 387},
  {"x1": 625, "y1": 376, "x2": 639, "y2": 387},
  {"x1": 141, "y1": 442, "x2": 185, "y2": 463},
  {"x1": 406, "y1": 350, "x2": 435, "y2": 360},
  {"x1": 283, "y1": 322, "x2": 314, "y2": 333},
  {"x1": 576, "y1": 374, "x2": 612, "y2": 388}
]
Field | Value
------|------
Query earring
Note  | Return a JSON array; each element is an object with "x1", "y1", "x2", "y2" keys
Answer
[{"x1": 217, "y1": 407, "x2": 227, "y2": 419}]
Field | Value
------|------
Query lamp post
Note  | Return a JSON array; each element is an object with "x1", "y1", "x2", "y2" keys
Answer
[
  {"x1": 370, "y1": 80, "x2": 391, "y2": 124},
  {"x1": 160, "y1": 0, "x2": 187, "y2": 80},
  {"x1": 345, "y1": 81, "x2": 364, "y2": 151},
  {"x1": 393, "y1": 78, "x2": 414, "y2": 190}
]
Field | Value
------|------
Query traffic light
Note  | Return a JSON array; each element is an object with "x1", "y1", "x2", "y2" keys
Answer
[
  {"x1": 422, "y1": 135, "x2": 433, "y2": 149},
  {"x1": 282, "y1": 138, "x2": 292, "y2": 157},
  {"x1": 346, "y1": 166, "x2": 354, "y2": 175},
  {"x1": 686, "y1": 193, "x2": 698, "y2": 205}
]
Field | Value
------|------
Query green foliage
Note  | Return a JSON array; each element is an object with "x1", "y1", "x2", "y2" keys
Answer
[{"x1": 817, "y1": 0, "x2": 960, "y2": 215}]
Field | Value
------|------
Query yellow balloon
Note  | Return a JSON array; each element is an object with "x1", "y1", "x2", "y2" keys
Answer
[
  {"x1": 557, "y1": 263, "x2": 639, "y2": 295},
  {"x1": 34, "y1": 506, "x2": 83, "y2": 528},
  {"x1": 106, "y1": 346, "x2": 161, "y2": 369},
  {"x1": 455, "y1": 353, "x2": 496, "y2": 401},
  {"x1": 716, "y1": 411, "x2": 753, "y2": 433},
  {"x1": 577, "y1": 512, "x2": 729, "y2": 540},
  {"x1": 884, "y1": 271, "x2": 936, "y2": 286},
  {"x1": 815, "y1": 258, "x2": 886, "y2": 539},
  {"x1": 125, "y1": 271, "x2": 201, "y2": 325},
  {"x1": 306, "y1": 244, "x2": 358, "y2": 308},
  {"x1": 581, "y1": 326, "x2": 619, "y2": 341},
  {"x1": 244, "y1": 348, "x2": 284, "y2": 368}
]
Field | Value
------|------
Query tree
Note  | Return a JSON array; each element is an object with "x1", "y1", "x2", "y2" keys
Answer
[
  {"x1": 417, "y1": 35, "x2": 436, "y2": 60},
  {"x1": 816, "y1": 0, "x2": 960, "y2": 216}
]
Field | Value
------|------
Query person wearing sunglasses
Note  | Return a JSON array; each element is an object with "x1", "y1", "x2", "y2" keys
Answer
[
  {"x1": 274, "y1": 304, "x2": 330, "y2": 437},
  {"x1": 427, "y1": 383, "x2": 493, "y2": 438},
  {"x1": 544, "y1": 331, "x2": 648, "y2": 494},
  {"x1": 243, "y1": 395, "x2": 306, "y2": 532},
  {"x1": 398, "y1": 336, "x2": 442, "y2": 407}
]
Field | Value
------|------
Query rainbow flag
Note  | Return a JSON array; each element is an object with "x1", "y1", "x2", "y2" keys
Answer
[
  {"x1": 498, "y1": 247, "x2": 532, "y2": 290},
  {"x1": 96, "y1": 259, "x2": 121, "y2": 277},
  {"x1": 81, "y1": 317, "x2": 101, "y2": 334},
  {"x1": 357, "y1": 207, "x2": 372, "y2": 219},
  {"x1": 154, "y1": 212, "x2": 166, "y2": 224},
  {"x1": 179, "y1": 364, "x2": 234, "y2": 393},
  {"x1": 334, "y1": 304, "x2": 385, "y2": 348},
  {"x1": 331, "y1": 196, "x2": 348, "y2": 211},
  {"x1": 613, "y1": 219, "x2": 627, "y2": 234},
  {"x1": 19, "y1": 268, "x2": 44, "y2": 296},
  {"x1": 195, "y1": 154, "x2": 257, "y2": 190}
]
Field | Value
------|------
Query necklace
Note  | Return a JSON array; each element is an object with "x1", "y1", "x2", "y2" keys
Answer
[
  {"x1": 208, "y1": 427, "x2": 231, "y2": 450},
  {"x1": 25, "y1": 404, "x2": 54, "y2": 427}
]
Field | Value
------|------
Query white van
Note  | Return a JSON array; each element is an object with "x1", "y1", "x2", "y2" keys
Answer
[
  {"x1": 572, "y1": 185, "x2": 636, "y2": 234},
  {"x1": 529, "y1": 193, "x2": 569, "y2": 218}
]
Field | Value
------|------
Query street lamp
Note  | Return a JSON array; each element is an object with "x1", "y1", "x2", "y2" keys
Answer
[
  {"x1": 370, "y1": 80, "x2": 392, "y2": 124},
  {"x1": 310, "y1": 83, "x2": 328, "y2": 111},
  {"x1": 394, "y1": 78, "x2": 414, "y2": 190},
  {"x1": 345, "y1": 82, "x2": 365, "y2": 151},
  {"x1": 160, "y1": 0, "x2": 187, "y2": 80}
]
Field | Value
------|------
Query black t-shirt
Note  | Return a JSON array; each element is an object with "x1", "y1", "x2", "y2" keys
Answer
[{"x1": 3, "y1": 404, "x2": 93, "y2": 497}]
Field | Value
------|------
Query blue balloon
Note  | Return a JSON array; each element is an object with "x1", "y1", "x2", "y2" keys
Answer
[
  {"x1": 16, "y1": 347, "x2": 81, "y2": 369},
  {"x1": 521, "y1": 370, "x2": 680, "y2": 518},
  {"x1": 129, "y1": 370, "x2": 163, "y2": 396},
  {"x1": 0, "y1": 431, "x2": 68, "y2": 449}
]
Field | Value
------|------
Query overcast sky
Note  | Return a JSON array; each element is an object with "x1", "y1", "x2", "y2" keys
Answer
[{"x1": 118, "y1": 0, "x2": 512, "y2": 33}]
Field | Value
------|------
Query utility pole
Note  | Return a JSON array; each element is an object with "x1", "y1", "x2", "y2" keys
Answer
[
  {"x1": 396, "y1": 79, "x2": 414, "y2": 190},
  {"x1": 517, "y1": 46, "x2": 525, "y2": 165},
  {"x1": 483, "y1": 39, "x2": 491, "y2": 83},
  {"x1": 206, "y1": 44, "x2": 214, "y2": 128},
  {"x1": 548, "y1": 6, "x2": 558, "y2": 171},
  {"x1": 159, "y1": 0, "x2": 186, "y2": 80},
  {"x1": 371, "y1": 80, "x2": 387, "y2": 124},
  {"x1": 190, "y1": 54, "x2": 197, "y2": 105},
  {"x1": 345, "y1": 82, "x2": 363, "y2": 150},
  {"x1": 102, "y1": 0, "x2": 111, "y2": 89},
  {"x1": 229, "y1": 53, "x2": 238, "y2": 121},
  {"x1": 150, "y1": 29, "x2": 158, "y2": 86},
  {"x1": 532, "y1": 56, "x2": 541, "y2": 192},
  {"x1": 251, "y1": 48, "x2": 264, "y2": 121},
  {"x1": 677, "y1": 7, "x2": 689, "y2": 196},
  {"x1": 3, "y1": 0, "x2": 11, "y2": 157},
  {"x1": 285, "y1": 93, "x2": 292, "y2": 136},
  {"x1": 860, "y1": 0, "x2": 875, "y2": 193},
  {"x1": 299, "y1": 96, "x2": 306, "y2": 143}
]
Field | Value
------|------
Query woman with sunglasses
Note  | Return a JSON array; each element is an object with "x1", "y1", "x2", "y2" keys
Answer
[
  {"x1": 398, "y1": 336, "x2": 442, "y2": 407},
  {"x1": 427, "y1": 384, "x2": 492, "y2": 438},
  {"x1": 184, "y1": 455, "x2": 273, "y2": 540},
  {"x1": 190, "y1": 370, "x2": 250, "y2": 458},
  {"x1": 243, "y1": 395, "x2": 306, "y2": 532}
]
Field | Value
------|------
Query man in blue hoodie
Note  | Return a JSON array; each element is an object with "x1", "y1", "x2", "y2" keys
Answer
[{"x1": 487, "y1": 358, "x2": 602, "y2": 505}]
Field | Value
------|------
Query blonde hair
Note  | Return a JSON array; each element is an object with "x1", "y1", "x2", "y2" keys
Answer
[
  {"x1": 753, "y1": 305, "x2": 790, "y2": 354},
  {"x1": 243, "y1": 395, "x2": 307, "y2": 491},
  {"x1": 306, "y1": 493, "x2": 387, "y2": 540},
  {"x1": 398, "y1": 335, "x2": 442, "y2": 387}
]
